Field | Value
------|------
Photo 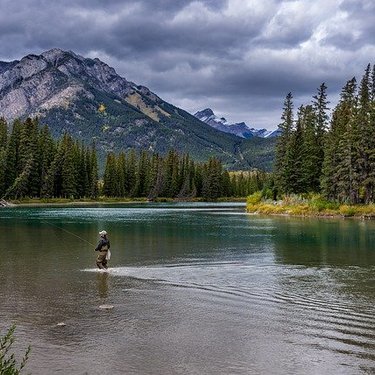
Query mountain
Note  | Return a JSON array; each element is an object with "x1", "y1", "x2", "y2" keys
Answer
[
  {"x1": 0, "y1": 49, "x2": 275, "y2": 170},
  {"x1": 194, "y1": 108, "x2": 281, "y2": 138}
]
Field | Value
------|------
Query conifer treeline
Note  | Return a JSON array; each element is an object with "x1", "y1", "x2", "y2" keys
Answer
[
  {"x1": 0, "y1": 118, "x2": 98, "y2": 199},
  {"x1": 0, "y1": 118, "x2": 268, "y2": 200},
  {"x1": 102, "y1": 150, "x2": 268, "y2": 200},
  {"x1": 274, "y1": 64, "x2": 375, "y2": 204}
]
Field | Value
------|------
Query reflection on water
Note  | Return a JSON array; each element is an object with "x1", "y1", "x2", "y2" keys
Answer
[
  {"x1": 0, "y1": 203, "x2": 374, "y2": 374},
  {"x1": 96, "y1": 272, "x2": 109, "y2": 299}
]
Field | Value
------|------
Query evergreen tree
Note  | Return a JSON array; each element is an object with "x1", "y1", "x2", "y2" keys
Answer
[
  {"x1": 60, "y1": 134, "x2": 78, "y2": 198},
  {"x1": 312, "y1": 83, "x2": 330, "y2": 153},
  {"x1": 357, "y1": 64, "x2": 373, "y2": 202},
  {"x1": 126, "y1": 149, "x2": 137, "y2": 197},
  {"x1": 134, "y1": 151, "x2": 151, "y2": 197},
  {"x1": 194, "y1": 163, "x2": 203, "y2": 197},
  {"x1": 310, "y1": 83, "x2": 329, "y2": 192},
  {"x1": 285, "y1": 106, "x2": 305, "y2": 193},
  {"x1": 4, "y1": 159, "x2": 33, "y2": 199},
  {"x1": 163, "y1": 150, "x2": 179, "y2": 197},
  {"x1": 202, "y1": 157, "x2": 223, "y2": 200},
  {"x1": 300, "y1": 105, "x2": 320, "y2": 192},
  {"x1": 4, "y1": 119, "x2": 23, "y2": 192},
  {"x1": 331, "y1": 78, "x2": 358, "y2": 203},
  {"x1": 103, "y1": 152, "x2": 117, "y2": 197},
  {"x1": 89, "y1": 145, "x2": 99, "y2": 199},
  {"x1": 0, "y1": 118, "x2": 8, "y2": 197},
  {"x1": 42, "y1": 140, "x2": 64, "y2": 198},
  {"x1": 76, "y1": 142, "x2": 88, "y2": 198},
  {"x1": 149, "y1": 154, "x2": 165, "y2": 199},
  {"x1": 275, "y1": 92, "x2": 294, "y2": 194},
  {"x1": 38, "y1": 125, "x2": 56, "y2": 197},
  {"x1": 0, "y1": 118, "x2": 7, "y2": 149},
  {"x1": 17, "y1": 118, "x2": 40, "y2": 197},
  {"x1": 221, "y1": 170, "x2": 231, "y2": 197},
  {"x1": 117, "y1": 152, "x2": 126, "y2": 197}
]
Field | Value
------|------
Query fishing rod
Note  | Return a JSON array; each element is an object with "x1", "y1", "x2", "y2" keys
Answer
[
  {"x1": 43, "y1": 220, "x2": 96, "y2": 247},
  {"x1": 1, "y1": 193, "x2": 99, "y2": 247}
]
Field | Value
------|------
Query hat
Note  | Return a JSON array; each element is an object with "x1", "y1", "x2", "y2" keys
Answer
[{"x1": 99, "y1": 230, "x2": 107, "y2": 236}]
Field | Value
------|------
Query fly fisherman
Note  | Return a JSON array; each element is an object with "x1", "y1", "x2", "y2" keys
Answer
[{"x1": 95, "y1": 230, "x2": 111, "y2": 270}]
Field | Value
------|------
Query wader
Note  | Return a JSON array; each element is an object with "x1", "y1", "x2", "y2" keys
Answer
[{"x1": 96, "y1": 244, "x2": 109, "y2": 269}]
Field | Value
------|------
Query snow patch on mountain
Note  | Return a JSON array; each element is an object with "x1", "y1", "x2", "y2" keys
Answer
[{"x1": 194, "y1": 108, "x2": 280, "y2": 139}]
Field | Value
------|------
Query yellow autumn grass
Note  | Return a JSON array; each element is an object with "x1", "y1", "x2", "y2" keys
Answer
[{"x1": 246, "y1": 192, "x2": 375, "y2": 218}]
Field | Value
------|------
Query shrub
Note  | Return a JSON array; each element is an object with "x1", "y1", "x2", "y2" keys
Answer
[
  {"x1": 339, "y1": 205, "x2": 356, "y2": 217},
  {"x1": 309, "y1": 195, "x2": 340, "y2": 212},
  {"x1": 247, "y1": 191, "x2": 263, "y2": 205},
  {"x1": 261, "y1": 188, "x2": 274, "y2": 200},
  {"x1": 282, "y1": 194, "x2": 306, "y2": 206},
  {"x1": 0, "y1": 325, "x2": 31, "y2": 374}
]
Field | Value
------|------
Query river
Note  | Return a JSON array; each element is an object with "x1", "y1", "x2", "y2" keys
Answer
[{"x1": 0, "y1": 203, "x2": 374, "y2": 374}]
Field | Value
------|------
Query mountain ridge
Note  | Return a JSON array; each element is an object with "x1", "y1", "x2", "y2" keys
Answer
[
  {"x1": 0, "y1": 48, "x2": 275, "y2": 170},
  {"x1": 194, "y1": 108, "x2": 281, "y2": 139}
]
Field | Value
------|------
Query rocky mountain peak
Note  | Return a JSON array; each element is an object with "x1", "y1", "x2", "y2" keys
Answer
[
  {"x1": 194, "y1": 108, "x2": 280, "y2": 139},
  {"x1": 194, "y1": 108, "x2": 215, "y2": 119},
  {"x1": 0, "y1": 48, "x2": 275, "y2": 171},
  {"x1": 41, "y1": 48, "x2": 78, "y2": 62},
  {"x1": 0, "y1": 48, "x2": 136, "y2": 120}
]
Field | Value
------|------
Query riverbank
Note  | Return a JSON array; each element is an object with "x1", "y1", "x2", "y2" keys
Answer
[
  {"x1": 4, "y1": 197, "x2": 247, "y2": 206},
  {"x1": 246, "y1": 193, "x2": 375, "y2": 218},
  {"x1": 5, "y1": 197, "x2": 148, "y2": 206}
]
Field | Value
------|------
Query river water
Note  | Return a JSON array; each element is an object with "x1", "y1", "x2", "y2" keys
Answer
[{"x1": 0, "y1": 203, "x2": 374, "y2": 374}]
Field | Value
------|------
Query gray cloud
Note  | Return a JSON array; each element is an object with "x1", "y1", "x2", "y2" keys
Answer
[{"x1": 0, "y1": 0, "x2": 374, "y2": 128}]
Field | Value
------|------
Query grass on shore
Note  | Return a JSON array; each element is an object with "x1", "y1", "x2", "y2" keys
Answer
[{"x1": 246, "y1": 192, "x2": 375, "y2": 218}]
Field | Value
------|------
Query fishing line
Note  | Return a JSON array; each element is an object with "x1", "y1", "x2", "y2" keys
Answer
[{"x1": 43, "y1": 220, "x2": 96, "y2": 247}]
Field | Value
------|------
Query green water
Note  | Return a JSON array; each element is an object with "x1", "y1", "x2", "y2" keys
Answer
[{"x1": 0, "y1": 203, "x2": 374, "y2": 374}]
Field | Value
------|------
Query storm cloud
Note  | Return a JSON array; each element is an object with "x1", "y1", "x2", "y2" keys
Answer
[{"x1": 0, "y1": 0, "x2": 374, "y2": 128}]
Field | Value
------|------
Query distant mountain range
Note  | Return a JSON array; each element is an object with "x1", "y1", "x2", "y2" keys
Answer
[
  {"x1": 194, "y1": 108, "x2": 281, "y2": 139},
  {"x1": 0, "y1": 48, "x2": 275, "y2": 170}
]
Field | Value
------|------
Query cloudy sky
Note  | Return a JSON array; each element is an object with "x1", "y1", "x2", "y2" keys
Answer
[{"x1": 0, "y1": 0, "x2": 374, "y2": 129}]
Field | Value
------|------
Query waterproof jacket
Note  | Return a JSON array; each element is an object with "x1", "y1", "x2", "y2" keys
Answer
[{"x1": 95, "y1": 237, "x2": 110, "y2": 251}]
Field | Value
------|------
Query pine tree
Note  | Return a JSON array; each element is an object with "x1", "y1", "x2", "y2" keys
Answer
[
  {"x1": 0, "y1": 118, "x2": 8, "y2": 197},
  {"x1": 39, "y1": 125, "x2": 56, "y2": 197},
  {"x1": 75, "y1": 142, "x2": 88, "y2": 198},
  {"x1": 312, "y1": 83, "x2": 330, "y2": 151},
  {"x1": 4, "y1": 119, "x2": 23, "y2": 193},
  {"x1": 367, "y1": 83, "x2": 375, "y2": 202},
  {"x1": 103, "y1": 152, "x2": 118, "y2": 197},
  {"x1": 134, "y1": 150, "x2": 151, "y2": 197},
  {"x1": 275, "y1": 92, "x2": 294, "y2": 195},
  {"x1": 194, "y1": 163, "x2": 203, "y2": 197},
  {"x1": 89, "y1": 145, "x2": 99, "y2": 199},
  {"x1": 310, "y1": 83, "x2": 329, "y2": 192},
  {"x1": 299, "y1": 105, "x2": 320, "y2": 192},
  {"x1": 126, "y1": 150, "x2": 137, "y2": 197},
  {"x1": 149, "y1": 154, "x2": 165, "y2": 199},
  {"x1": 20, "y1": 118, "x2": 41, "y2": 197},
  {"x1": 42, "y1": 139, "x2": 64, "y2": 198},
  {"x1": 285, "y1": 106, "x2": 305, "y2": 194},
  {"x1": 334, "y1": 79, "x2": 359, "y2": 203},
  {"x1": 202, "y1": 157, "x2": 222, "y2": 200},
  {"x1": 117, "y1": 152, "x2": 126, "y2": 197},
  {"x1": 0, "y1": 118, "x2": 7, "y2": 149},
  {"x1": 60, "y1": 134, "x2": 78, "y2": 198},
  {"x1": 4, "y1": 159, "x2": 33, "y2": 199},
  {"x1": 163, "y1": 150, "x2": 179, "y2": 197},
  {"x1": 357, "y1": 64, "x2": 373, "y2": 202},
  {"x1": 221, "y1": 170, "x2": 231, "y2": 197}
]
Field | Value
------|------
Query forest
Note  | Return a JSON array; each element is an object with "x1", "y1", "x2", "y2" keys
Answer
[
  {"x1": 0, "y1": 118, "x2": 268, "y2": 201},
  {"x1": 2, "y1": 65, "x2": 373, "y2": 204},
  {"x1": 273, "y1": 64, "x2": 375, "y2": 204}
]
